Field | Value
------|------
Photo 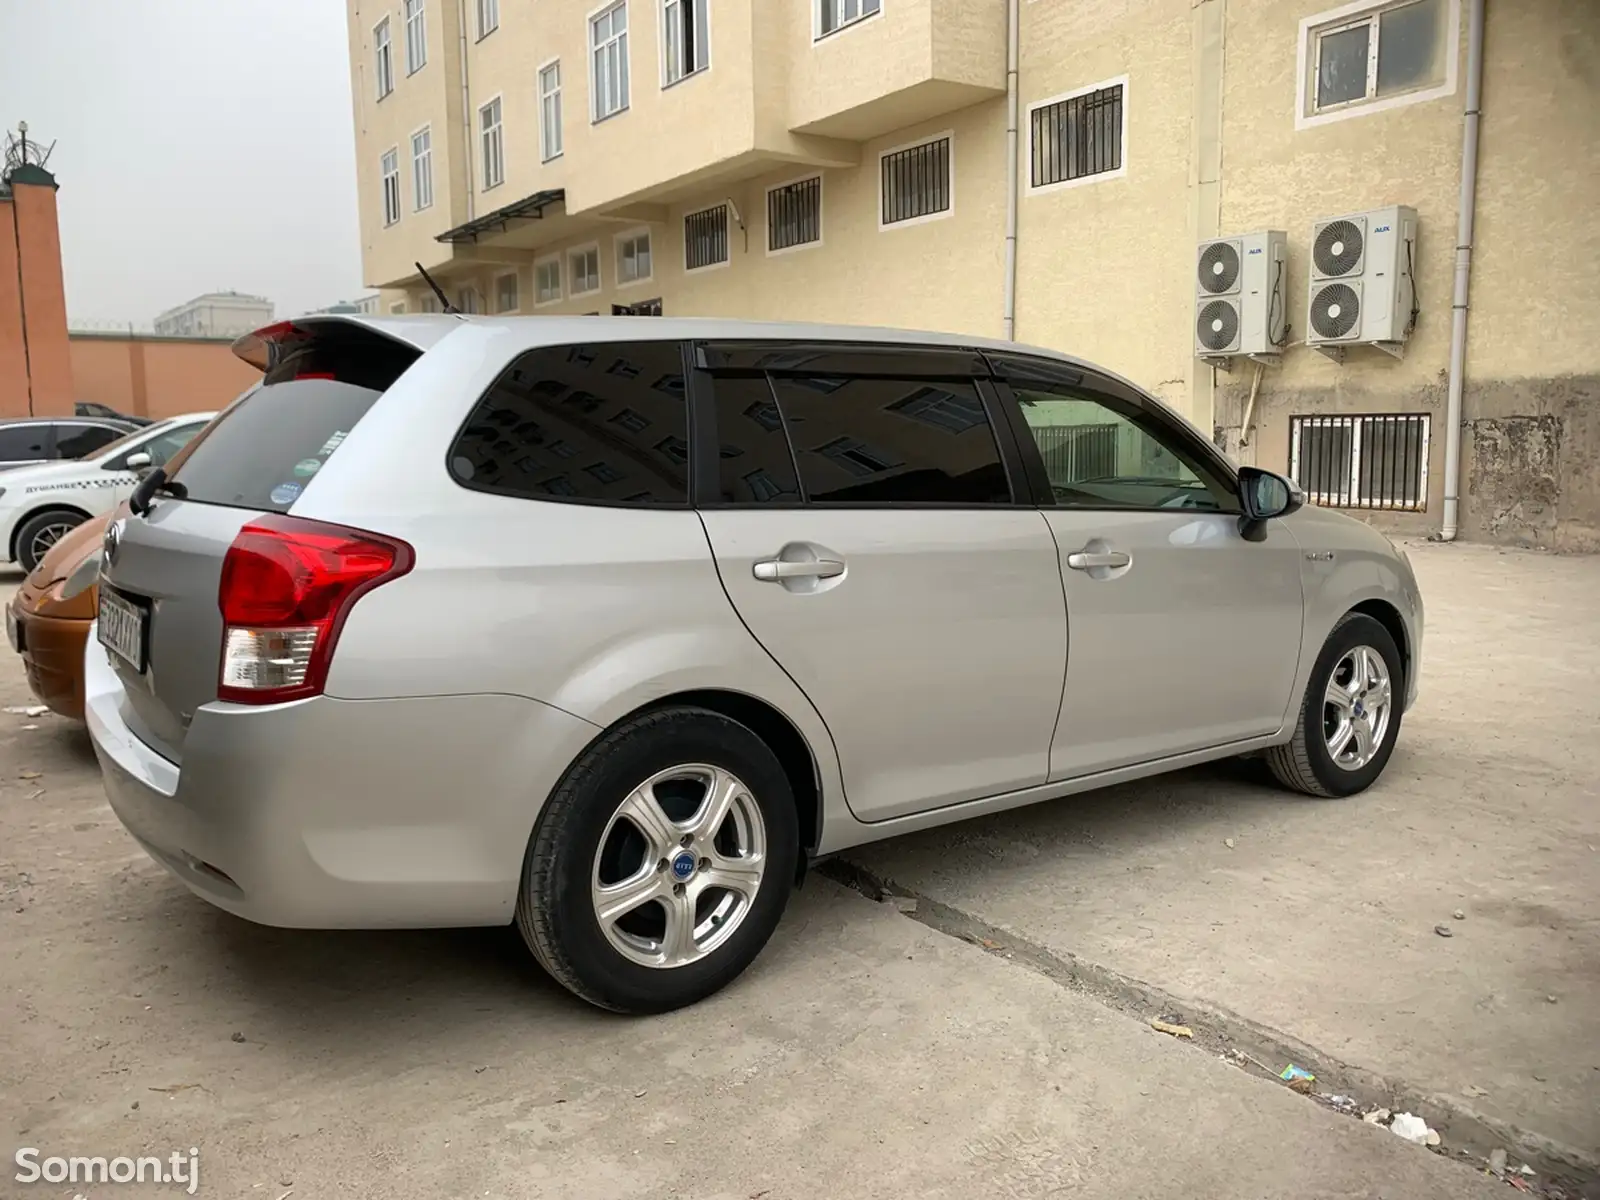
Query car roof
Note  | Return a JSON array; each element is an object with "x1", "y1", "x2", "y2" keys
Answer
[
  {"x1": 304, "y1": 312, "x2": 1078, "y2": 361},
  {"x1": 0, "y1": 415, "x2": 137, "y2": 427}
]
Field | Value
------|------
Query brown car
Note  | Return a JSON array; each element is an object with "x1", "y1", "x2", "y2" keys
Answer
[{"x1": 6, "y1": 512, "x2": 109, "y2": 721}]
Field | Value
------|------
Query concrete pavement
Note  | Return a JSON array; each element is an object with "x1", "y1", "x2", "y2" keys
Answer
[{"x1": 850, "y1": 540, "x2": 1600, "y2": 1175}]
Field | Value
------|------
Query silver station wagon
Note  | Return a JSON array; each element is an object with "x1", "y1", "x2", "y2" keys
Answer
[{"x1": 87, "y1": 315, "x2": 1423, "y2": 1013}]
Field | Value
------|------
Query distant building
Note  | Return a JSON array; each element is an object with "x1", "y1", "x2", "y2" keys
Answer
[
  {"x1": 305, "y1": 294, "x2": 381, "y2": 316},
  {"x1": 152, "y1": 291, "x2": 274, "y2": 338}
]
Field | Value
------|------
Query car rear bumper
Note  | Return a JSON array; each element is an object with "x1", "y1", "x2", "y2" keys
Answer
[
  {"x1": 85, "y1": 630, "x2": 601, "y2": 929},
  {"x1": 10, "y1": 601, "x2": 90, "y2": 721}
]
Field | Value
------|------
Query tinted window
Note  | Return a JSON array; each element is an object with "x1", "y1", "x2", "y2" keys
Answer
[
  {"x1": 108, "y1": 422, "x2": 207, "y2": 470},
  {"x1": 54, "y1": 424, "x2": 123, "y2": 459},
  {"x1": 0, "y1": 425, "x2": 49, "y2": 462},
  {"x1": 173, "y1": 325, "x2": 418, "y2": 513},
  {"x1": 710, "y1": 376, "x2": 801, "y2": 504},
  {"x1": 1011, "y1": 382, "x2": 1235, "y2": 512},
  {"x1": 769, "y1": 375, "x2": 1010, "y2": 504},
  {"x1": 449, "y1": 341, "x2": 689, "y2": 505}
]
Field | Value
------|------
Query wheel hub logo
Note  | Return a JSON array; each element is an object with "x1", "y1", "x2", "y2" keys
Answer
[{"x1": 670, "y1": 852, "x2": 696, "y2": 881}]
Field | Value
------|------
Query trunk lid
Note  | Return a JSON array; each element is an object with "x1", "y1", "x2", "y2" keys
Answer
[{"x1": 99, "y1": 318, "x2": 423, "y2": 762}]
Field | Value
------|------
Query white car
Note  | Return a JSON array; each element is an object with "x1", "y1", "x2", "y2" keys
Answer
[{"x1": 0, "y1": 413, "x2": 216, "y2": 572}]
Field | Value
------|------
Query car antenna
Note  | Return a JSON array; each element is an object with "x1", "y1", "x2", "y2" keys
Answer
[{"x1": 415, "y1": 262, "x2": 462, "y2": 315}]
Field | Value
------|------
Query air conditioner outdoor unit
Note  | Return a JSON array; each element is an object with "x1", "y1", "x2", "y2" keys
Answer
[
  {"x1": 1306, "y1": 205, "x2": 1418, "y2": 360},
  {"x1": 1194, "y1": 230, "x2": 1288, "y2": 365}
]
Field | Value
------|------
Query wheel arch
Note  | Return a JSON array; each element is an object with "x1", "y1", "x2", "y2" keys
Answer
[
  {"x1": 1348, "y1": 598, "x2": 1410, "y2": 686},
  {"x1": 9, "y1": 502, "x2": 95, "y2": 564},
  {"x1": 626, "y1": 688, "x2": 822, "y2": 875}
]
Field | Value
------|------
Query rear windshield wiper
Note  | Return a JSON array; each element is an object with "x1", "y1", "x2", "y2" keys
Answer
[{"x1": 128, "y1": 467, "x2": 187, "y2": 516}]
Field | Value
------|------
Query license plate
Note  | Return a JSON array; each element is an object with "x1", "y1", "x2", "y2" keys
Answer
[
  {"x1": 4, "y1": 605, "x2": 18, "y2": 653},
  {"x1": 98, "y1": 588, "x2": 148, "y2": 673}
]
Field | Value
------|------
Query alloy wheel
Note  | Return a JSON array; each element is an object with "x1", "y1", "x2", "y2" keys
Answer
[{"x1": 590, "y1": 764, "x2": 766, "y2": 969}]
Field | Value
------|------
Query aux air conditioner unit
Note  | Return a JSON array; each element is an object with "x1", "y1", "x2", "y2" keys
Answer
[
  {"x1": 1306, "y1": 205, "x2": 1418, "y2": 360},
  {"x1": 1194, "y1": 230, "x2": 1288, "y2": 363}
]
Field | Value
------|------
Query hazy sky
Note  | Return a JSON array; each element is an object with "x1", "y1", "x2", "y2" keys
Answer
[{"x1": 0, "y1": 0, "x2": 363, "y2": 325}]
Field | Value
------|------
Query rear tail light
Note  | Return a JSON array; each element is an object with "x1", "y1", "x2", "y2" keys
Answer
[{"x1": 217, "y1": 514, "x2": 413, "y2": 704}]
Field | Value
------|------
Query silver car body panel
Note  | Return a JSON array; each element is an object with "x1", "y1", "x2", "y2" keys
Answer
[{"x1": 88, "y1": 314, "x2": 1424, "y2": 926}]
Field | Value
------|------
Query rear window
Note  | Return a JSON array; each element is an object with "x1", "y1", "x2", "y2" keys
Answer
[
  {"x1": 171, "y1": 325, "x2": 418, "y2": 512},
  {"x1": 446, "y1": 341, "x2": 689, "y2": 506}
]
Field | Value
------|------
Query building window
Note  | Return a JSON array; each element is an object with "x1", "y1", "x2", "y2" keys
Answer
[
  {"x1": 570, "y1": 244, "x2": 601, "y2": 295},
  {"x1": 411, "y1": 126, "x2": 433, "y2": 210},
  {"x1": 539, "y1": 60, "x2": 563, "y2": 160},
  {"x1": 591, "y1": 2, "x2": 630, "y2": 121},
  {"x1": 1289, "y1": 413, "x2": 1430, "y2": 511},
  {"x1": 458, "y1": 286, "x2": 483, "y2": 314},
  {"x1": 380, "y1": 148, "x2": 401, "y2": 226},
  {"x1": 535, "y1": 256, "x2": 563, "y2": 304},
  {"x1": 496, "y1": 272, "x2": 520, "y2": 313},
  {"x1": 880, "y1": 135, "x2": 951, "y2": 227},
  {"x1": 816, "y1": 0, "x2": 880, "y2": 39},
  {"x1": 476, "y1": 0, "x2": 499, "y2": 39},
  {"x1": 663, "y1": 0, "x2": 709, "y2": 84},
  {"x1": 480, "y1": 96, "x2": 504, "y2": 190},
  {"x1": 374, "y1": 18, "x2": 395, "y2": 98},
  {"x1": 1301, "y1": 0, "x2": 1454, "y2": 125},
  {"x1": 404, "y1": 0, "x2": 427, "y2": 73},
  {"x1": 585, "y1": 461, "x2": 625, "y2": 484},
  {"x1": 390, "y1": 301, "x2": 407, "y2": 314},
  {"x1": 610, "y1": 407, "x2": 651, "y2": 433},
  {"x1": 1028, "y1": 78, "x2": 1126, "y2": 191},
  {"x1": 616, "y1": 230, "x2": 652, "y2": 284},
  {"x1": 767, "y1": 175, "x2": 822, "y2": 252},
  {"x1": 685, "y1": 204, "x2": 729, "y2": 271}
]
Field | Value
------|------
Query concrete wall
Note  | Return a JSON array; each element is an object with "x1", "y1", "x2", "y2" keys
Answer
[
  {"x1": 68, "y1": 335, "x2": 261, "y2": 419},
  {"x1": 1221, "y1": 0, "x2": 1600, "y2": 550}
]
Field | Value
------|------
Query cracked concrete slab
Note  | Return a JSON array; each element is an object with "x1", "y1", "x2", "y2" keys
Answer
[{"x1": 849, "y1": 541, "x2": 1600, "y2": 1171}]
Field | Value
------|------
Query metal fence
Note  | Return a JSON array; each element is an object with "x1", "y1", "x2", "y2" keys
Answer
[{"x1": 1032, "y1": 423, "x2": 1120, "y2": 481}]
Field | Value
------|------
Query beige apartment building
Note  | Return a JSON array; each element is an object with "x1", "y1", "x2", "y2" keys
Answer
[
  {"x1": 152, "y1": 291, "x2": 276, "y2": 338},
  {"x1": 345, "y1": 0, "x2": 1599, "y2": 549}
]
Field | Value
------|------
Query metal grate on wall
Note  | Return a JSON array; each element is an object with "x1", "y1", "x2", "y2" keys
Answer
[
  {"x1": 685, "y1": 204, "x2": 729, "y2": 270},
  {"x1": 881, "y1": 137, "x2": 951, "y2": 225},
  {"x1": 768, "y1": 176, "x2": 822, "y2": 251},
  {"x1": 1289, "y1": 413, "x2": 1430, "y2": 511},
  {"x1": 1030, "y1": 84, "x2": 1123, "y2": 189}
]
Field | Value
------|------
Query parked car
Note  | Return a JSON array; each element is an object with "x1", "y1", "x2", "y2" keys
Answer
[
  {"x1": 86, "y1": 316, "x2": 1424, "y2": 1015},
  {"x1": 0, "y1": 416, "x2": 142, "y2": 473},
  {"x1": 5, "y1": 513, "x2": 108, "y2": 721},
  {"x1": 0, "y1": 412, "x2": 215, "y2": 572},
  {"x1": 76, "y1": 401, "x2": 154, "y2": 427}
]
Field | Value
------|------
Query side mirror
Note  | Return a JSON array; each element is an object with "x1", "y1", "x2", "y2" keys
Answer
[
  {"x1": 124, "y1": 451, "x2": 153, "y2": 475},
  {"x1": 1237, "y1": 467, "x2": 1303, "y2": 542}
]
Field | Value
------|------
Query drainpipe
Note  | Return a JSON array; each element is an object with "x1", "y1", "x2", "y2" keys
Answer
[
  {"x1": 458, "y1": 0, "x2": 476, "y2": 222},
  {"x1": 1001, "y1": 0, "x2": 1020, "y2": 341},
  {"x1": 1439, "y1": 0, "x2": 1486, "y2": 541}
]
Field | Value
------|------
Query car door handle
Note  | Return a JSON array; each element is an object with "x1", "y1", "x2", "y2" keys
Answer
[
  {"x1": 1066, "y1": 550, "x2": 1132, "y2": 570},
  {"x1": 753, "y1": 558, "x2": 846, "y2": 582}
]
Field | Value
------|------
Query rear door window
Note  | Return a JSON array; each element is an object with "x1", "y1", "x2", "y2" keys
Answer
[
  {"x1": 54, "y1": 423, "x2": 125, "y2": 459},
  {"x1": 171, "y1": 325, "x2": 418, "y2": 513},
  {"x1": 0, "y1": 425, "x2": 50, "y2": 463},
  {"x1": 767, "y1": 374, "x2": 1012, "y2": 504},
  {"x1": 447, "y1": 341, "x2": 690, "y2": 505}
]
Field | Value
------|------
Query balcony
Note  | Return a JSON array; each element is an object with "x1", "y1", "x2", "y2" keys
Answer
[{"x1": 783, "y1": 0, "x2": 1007, "y2": 142}]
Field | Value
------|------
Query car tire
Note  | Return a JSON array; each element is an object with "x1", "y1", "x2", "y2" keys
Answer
[
  {"x1": 14, "y1": 509, "x2": 87, "y2": 574},
  {"x1": 516, "y1": 706, "x2": 800, "y2": 1014},
  {"x1": 1265, "y1": 612, "x2": 1404, "y2": 799}
]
